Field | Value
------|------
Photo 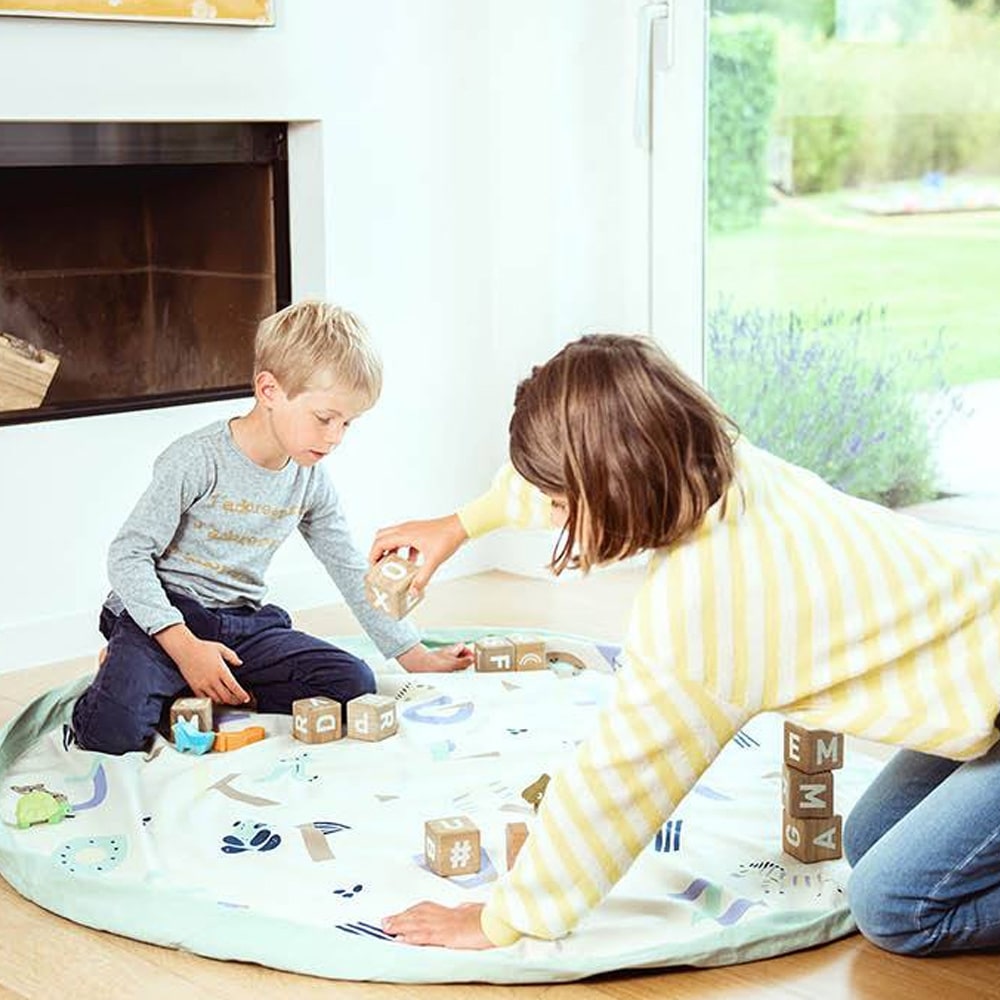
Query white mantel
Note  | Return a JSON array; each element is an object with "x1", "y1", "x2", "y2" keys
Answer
[{"x1": 0, "y1": 0, "x2": 647, "y2": 673}]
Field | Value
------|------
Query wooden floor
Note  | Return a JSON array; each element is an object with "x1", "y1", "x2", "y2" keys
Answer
[{"x1": 2, "y1": 569, "x2": 999, "y2": 999}]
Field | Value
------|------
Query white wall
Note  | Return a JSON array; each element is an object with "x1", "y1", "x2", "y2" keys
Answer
[{"x1": 0, "y1": 0, "x2": 647, "y2": 673}]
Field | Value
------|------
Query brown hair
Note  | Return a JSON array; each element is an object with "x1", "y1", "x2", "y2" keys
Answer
[
  {"x1": 509, "y1": 334, "x2": 738, "y2": 573},
  {"x1": 254, "y1": 300, "x2": 382, "y2": 404}
]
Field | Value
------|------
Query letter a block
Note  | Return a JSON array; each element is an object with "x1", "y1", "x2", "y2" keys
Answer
[
  {"x1": 365, "y1": 553, "x2": 423, "y2": 620},
  {"x1": 474, "y1": 635, "x2": 515, "y2": 672},
  {"x1": 346, "y1": 694, "x2": 398, "y2": 742},
  {"x1": 170, "y1": 696, "x2": 213, "y2": 734},
  {"x1": 292, "y1": 696, "x2": 343, "y2": 744},
  {"x1": 782, "y1": 765, "x2": 834, "y2": 818},
  {"x1": 424, "y1": 816, "x2": 481, "y2": 876},
  {"x1": 505, "y1": 821, "x2": 528, "y2": 870},
  {"x1": 507, "y1": 634, "x2": 547, "y2": 671},
  {"x1": 783, "y1": 721, "x2": 844, "y2": 774},
  {"x1": 783, "y1": 813, "x2": 843, "y2": 863}
]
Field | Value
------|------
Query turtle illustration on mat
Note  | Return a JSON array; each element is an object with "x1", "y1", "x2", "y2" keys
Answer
[{"x1": 11, "y1": 784, "x2": 72, "y2": 829}]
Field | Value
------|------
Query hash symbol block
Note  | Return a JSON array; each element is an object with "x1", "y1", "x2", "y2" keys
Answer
[
  {"x1": 292, "y1": 696, "x2": 343, "y2": 744},
  {"x1": 783, "y1": 721, "x2": 844, "y2": 774},
  {"x1": 424, "y1": 815, "x2": 481, "y2": 876},
  {"x1": 346, "y1": 694, "x2": 398, "y2": 741},
  {"x1": 782, "y1": 765, "x2": 834, "y2": 818},
  {"x1": 170, "y1": 696, "x2": 213, "y2": 734},
  {"x1": 506, "y1": 821, "x2": 528, "y2": 870},
  {"x1": 365, "y1": 553, "x2": 423, "y2": 620},
  {"x1": 475, "y1": 635, "x2": 515, "y2": 672},
  {"x1": 507, "y1": 633, "x2": 546, "y2": 671},
  {"x1": 782, "y1": 812, "x2": 843, "y2": 863}
]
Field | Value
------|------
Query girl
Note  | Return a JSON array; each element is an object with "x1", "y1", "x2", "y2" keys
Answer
[{"x1": 377, "y1": 334, "x2": 1000, "y2": 954}]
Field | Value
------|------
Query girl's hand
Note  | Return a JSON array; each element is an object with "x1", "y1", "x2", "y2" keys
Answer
[
  {"x1": 369, "y1": 514, "x2": 469, "y2": 595},
  {"x1": 383, "y1": 902, "x2": 494, "y2": 949},
  {"x1": 397, "y1": 642, "x2": 474, "y2": 673}
]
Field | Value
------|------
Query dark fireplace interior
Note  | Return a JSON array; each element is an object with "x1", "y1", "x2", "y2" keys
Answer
[{"x1": 0, "y1": 122, "x2": 290, "y2": 425}]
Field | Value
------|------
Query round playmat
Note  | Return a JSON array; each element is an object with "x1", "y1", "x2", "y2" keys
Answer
[{"x1": 0, "y1": 628, "x2": 881, "y2": 983}]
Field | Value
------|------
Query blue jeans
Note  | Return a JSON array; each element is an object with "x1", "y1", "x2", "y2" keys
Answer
[
  {"x1": 71, "y1": 591, "x2": 375, "y2": 755},
  {"x1": 845, "y1": 741, "x2": 1000, "y2": 955}
]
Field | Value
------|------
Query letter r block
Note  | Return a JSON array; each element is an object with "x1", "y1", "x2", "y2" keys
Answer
[
  {"x1": 346, "y1": 694, "x2": 398, "y2": 741},
  {"x1": 783, "y1": 721, "x2": 844, "y2": 774},
  {"x1": 292, "y1": 696, "x2": 343, "y2": 744},
  {"x1": 424, "y1": 815, "x2": 481, "y2": 876},
  {"x1": 365, "y1": 553, "x2": 424, "y2": 620},
  {"x1": 782, "y1": 765, "x2": 834, "y2": 818}
]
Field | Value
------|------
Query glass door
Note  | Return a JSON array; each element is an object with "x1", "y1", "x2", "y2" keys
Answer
[{"x1": 695, "y1": 0, "x2": 1000, "y2": 530}]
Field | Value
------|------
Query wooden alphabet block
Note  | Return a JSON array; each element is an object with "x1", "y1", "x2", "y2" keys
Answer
[
  {"x1": 783, "y1": 721, "x2": 844, "y2": 774},
  {"x1": 346, "y1": 694, "x2": 398, "y2": 741},
  {"x1": 170, "y1": 697, "x2": 213, "y2": 734},
  {"x1": 292, "y1": 696, "x2": 343, "y2": 744},
  {"x1": 782, "y1": 812, "x2": 843, "y2": 863},
  {"x1": 474, "y1": 635, "x2": 515, "y2": 672},
  {"x1": 782, "y1": 765, "x2": 834, "y2": 818},
  {"x1": 507, "y1": 633, "x2": 547, "y2": 671},
  {"x1": 506, "y1": 821, "x2": 528, "y2": 870},
  {"x1": 424, "y1": 816, "x2": 481, "y2": 876},
  {"x1": 365, "y1": 553, "x2": 423, "y2": 620}
]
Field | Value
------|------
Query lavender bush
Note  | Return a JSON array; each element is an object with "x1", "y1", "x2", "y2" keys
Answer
[{"x1": 707, "y1": 305, "x2": 954, "y2": 507}]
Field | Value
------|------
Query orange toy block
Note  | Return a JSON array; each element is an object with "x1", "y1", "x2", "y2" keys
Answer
[{"x1": 213, "y1": 726, "x2": 266, "y2": 752}]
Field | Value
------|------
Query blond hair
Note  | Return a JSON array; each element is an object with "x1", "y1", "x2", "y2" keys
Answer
[
  {"x1": 509, "y1": 334, "x2": 737, "y2": 573},
  {"x1": 254, "y1": 300, "x2": 382, "y2": 404}
]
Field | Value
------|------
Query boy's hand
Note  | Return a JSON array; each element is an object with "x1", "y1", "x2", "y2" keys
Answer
[
  {"x1": 383, "y1": 902, "x2": 494, "y2": 949},
  {"x1": 369, "y1": 514, "x2": 469, "y2": 596},
  {"x1": 397, "y1": 642, "x2": 474, "y2": 673},
  {"x1": 155, "y1": 624, "x2": 250, "y2": 705}
]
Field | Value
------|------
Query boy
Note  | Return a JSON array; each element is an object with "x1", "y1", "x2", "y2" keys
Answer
[{"x1": 72, "y1": 301, "x2": 472, "y2": 755}]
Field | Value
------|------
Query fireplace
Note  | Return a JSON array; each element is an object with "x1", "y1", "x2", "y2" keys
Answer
[{"x1": 0, "y1": 121, "x2": 290, "y2": 425}]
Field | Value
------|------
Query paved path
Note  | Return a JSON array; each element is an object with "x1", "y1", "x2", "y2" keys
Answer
[{"x1": 904, "y1": 379, "x2": 1000, "y2": 535}]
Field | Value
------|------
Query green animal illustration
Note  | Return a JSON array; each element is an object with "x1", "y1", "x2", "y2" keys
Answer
[{"x1": 11, "y1": 783, "x2": 72, "y2": 829}]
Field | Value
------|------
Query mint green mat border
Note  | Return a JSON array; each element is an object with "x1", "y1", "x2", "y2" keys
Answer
[{"x1": 0, "y1": 627, "x2": 857, "y2": 984}]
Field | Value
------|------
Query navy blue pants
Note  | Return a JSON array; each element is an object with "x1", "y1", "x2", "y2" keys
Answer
[{"x1": 71, "y1": 591, "x2": 375, "y2": 755}]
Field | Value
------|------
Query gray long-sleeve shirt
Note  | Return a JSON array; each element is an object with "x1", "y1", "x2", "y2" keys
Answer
[{"x1": 105, "y1": 420, "x2": 419, "y2": 660}]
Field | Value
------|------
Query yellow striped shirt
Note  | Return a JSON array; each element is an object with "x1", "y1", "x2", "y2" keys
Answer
[{"x1": 458, "y1": 441, "x2": 1000, "y2": 946}]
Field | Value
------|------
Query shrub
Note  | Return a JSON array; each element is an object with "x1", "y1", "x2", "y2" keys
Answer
[
  {"x1": 706, "y1": 304, "x2": 954, "y2": 506},
  {"x1": 708, "y1": 16, "x2": 778, "y2": 231}
]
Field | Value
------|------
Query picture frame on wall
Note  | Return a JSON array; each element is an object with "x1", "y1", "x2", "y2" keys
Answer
[{"x1": 0, "y1": 1, "x2": 274, "y2": 26}]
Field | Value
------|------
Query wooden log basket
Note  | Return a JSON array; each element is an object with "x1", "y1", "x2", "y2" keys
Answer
[{"x1": 0, "y1": 332, "x2": 60, "y2": 411}]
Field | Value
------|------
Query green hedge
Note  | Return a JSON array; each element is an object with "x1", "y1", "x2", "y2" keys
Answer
[{"x1": 708, "y1": 17, "x2": 778, "y2": 231}]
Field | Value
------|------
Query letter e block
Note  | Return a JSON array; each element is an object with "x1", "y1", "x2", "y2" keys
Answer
[
  {"x1": 507, "y1": 634, "x2": 547, "y2": 671},
  {"x1": 365, "y1": 553, "x2": 423, "y2": 620},
  {"x1": 782, "y1": 812, "x2": 842, "y2": 863},
  {"x1": 474, "y1": 635, "x2": 515, "y2": 672},
  {"x1": 292, "y1": 696, "x2": 343, "y2": 744},
  {"x1": 783, "y1": 721, "x2": 844, "y2": 774},
  {"x1": 170, "y1": 696, "x2": 213, "y2": 734},
  {"x1": 505, "y1": 821, "x2": 528, "y2": 870},
  {"x1": 424, "y1": 816, "x2": 481, "y2": 876},
  {"x1": 782, "y1": 765, "x2": 834, "y2": 818},
  {"x1": 346, "y1": 694, "x2": 398, "y2": 741}
]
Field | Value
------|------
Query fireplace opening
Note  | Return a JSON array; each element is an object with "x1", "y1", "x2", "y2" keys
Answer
[{"x1": 0, "y1": 122, "x2": 290, "y2": 425}]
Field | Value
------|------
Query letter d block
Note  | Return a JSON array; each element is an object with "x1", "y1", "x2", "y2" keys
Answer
[
  {"x1": 474, "y1": 635, "x2": 515, "y2": 672},
  {"x1": 346, "y1": 694, "x2": 398, "y2": 741},
  {"x1": 292, "y1": 697, "x2": 343, "y2": 744},
  {"x1": 507, "y1": 634, "x2": 547, "y2": 671},
  {"x1": 782, "y1": 765, "x2": 834, "y2": 818},
  {"x1": 782, "y1": 812, "x2": 842, "y2": 863},
  {"x1": 170, "y1": 696, "x2": 213, "y2": 734},
  {"x1": 425, "y1": 816, "x2": 481, "y2": 876},
  {"x1": 783, "y1": 721, "x2": 844, "y2": 774},
  {"x1": 365, "y1": 553, "x2": 423, "y2": 620}
]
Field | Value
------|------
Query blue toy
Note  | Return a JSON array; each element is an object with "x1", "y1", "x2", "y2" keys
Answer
[{"x1": 172, "y1": 717, "x2": 215, "y2": 755}]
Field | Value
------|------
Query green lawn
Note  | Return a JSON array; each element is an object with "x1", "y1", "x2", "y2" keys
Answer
[{"x1": 706, "y1": 191, "x2": 1000, "y2": 388}]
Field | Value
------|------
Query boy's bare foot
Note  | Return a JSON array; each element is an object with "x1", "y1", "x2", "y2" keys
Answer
[{"x1": 98, "y1": 646, "x2": 108, "y2": 667}]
